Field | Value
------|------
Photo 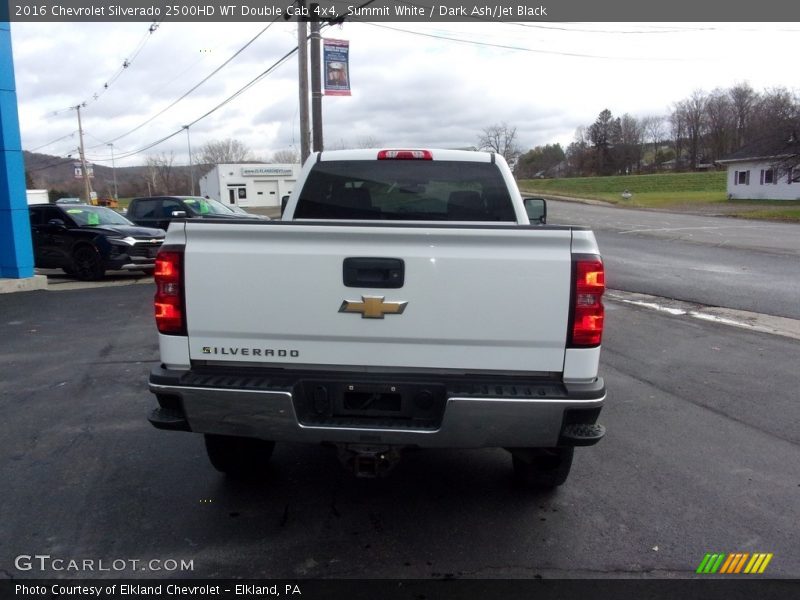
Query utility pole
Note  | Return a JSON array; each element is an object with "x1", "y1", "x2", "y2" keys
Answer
[
  {"x1": 310, "y1": 4, "x2": 323, "y2": 153},
  {"x1": 297, "y1": 0, "x2": 310, "y2": 164},
  {"x1": 107, "y1": 143, "x2": 118, "y2": 200},
  {"x1": 183, "y1": 125, "x2": 195, "y2": 195},
  {"x1": 75, "y1": 104, "x2": 94, "y2": 204}
]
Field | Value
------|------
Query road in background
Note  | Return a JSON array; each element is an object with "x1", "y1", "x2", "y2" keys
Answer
[
  {"x1": 2, "y1": 285, "x2": 798, "y2": 579},
  {"x1": 547, "y1": 201, "x2": 800, "y2": 319}
]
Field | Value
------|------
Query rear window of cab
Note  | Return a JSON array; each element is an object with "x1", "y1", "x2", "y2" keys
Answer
[{"x1": 294, "y1": 160, "x2": 515, "y2": 221}]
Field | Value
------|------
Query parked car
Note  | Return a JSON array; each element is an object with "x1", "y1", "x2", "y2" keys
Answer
[
  {"x1": 29, "y1": 204, "x2": 165, "y2": 280},
  {"x1": 228, "y1": 204, "x2": 270, "y2": 219},
  {"x1": 126, "y1": 196, "x2": 267, "y2": 230},
  {"x1": 55, "y1": 197, "x2": 82, "y2": 205}
]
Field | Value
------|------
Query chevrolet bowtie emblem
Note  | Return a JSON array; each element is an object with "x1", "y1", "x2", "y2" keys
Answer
[{"x1": 339, "y1": 296, "x2": 408, "y2": 319}]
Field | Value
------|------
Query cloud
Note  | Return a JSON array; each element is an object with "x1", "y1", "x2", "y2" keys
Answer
[{"x1": 10, "y1": 21, "x2": 800, "y2": 167}]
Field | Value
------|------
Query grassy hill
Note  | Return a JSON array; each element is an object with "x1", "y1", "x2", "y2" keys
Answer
[
  {"x1": 518, "y1": 172, "x2": 727, "y2": 207},
  {"x1": 518, "y1": 171, "x2": 800, "y2": 221}
]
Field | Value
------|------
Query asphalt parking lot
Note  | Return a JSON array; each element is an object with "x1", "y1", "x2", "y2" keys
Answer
[
  {"x1": 2, "y1": 279, "x2": 798, "y2": 590},
  {"x1": 2, "y1": 202, "x2": 798, "y2": 591}
]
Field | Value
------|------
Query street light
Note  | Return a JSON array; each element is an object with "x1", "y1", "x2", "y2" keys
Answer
[
  {"x1": 183, "y1": 125, "x2": 195, "y2": 195},
  {"x1": 107, "y1": 143, "x2": 118, "y2": 200}
]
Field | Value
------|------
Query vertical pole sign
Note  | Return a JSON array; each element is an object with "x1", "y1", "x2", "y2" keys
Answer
[
  {"x1": 0, "y1": 22, "x2": 35, "y2": 279},
  {"x1": 323, "y1": 39, "x2": 351, "y2": 96}
]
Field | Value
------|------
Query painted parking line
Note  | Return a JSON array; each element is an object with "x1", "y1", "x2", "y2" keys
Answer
[
  {"x1": 35, "y1": 270, "x2": 153, "y2": 291},
  {"x1": 606, "y1": 290, "x2": 800, "y2": 341}
]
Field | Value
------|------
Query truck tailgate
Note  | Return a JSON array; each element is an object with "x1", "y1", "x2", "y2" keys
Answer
[{"x1": 182, "y1": 222, "x2": 573, "y2": 374}]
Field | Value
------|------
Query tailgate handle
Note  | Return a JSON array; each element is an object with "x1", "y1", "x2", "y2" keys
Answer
[{"x1": 343, "y1": 257, "x2": 405, "y2": 289}]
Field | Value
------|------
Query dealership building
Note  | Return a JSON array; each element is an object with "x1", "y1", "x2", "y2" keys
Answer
[{"x1": 199, "y1": 163, "x2": 301, "y2": 208}]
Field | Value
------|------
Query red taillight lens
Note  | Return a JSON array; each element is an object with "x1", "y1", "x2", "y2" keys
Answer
[
  {"x1": 154, "y1": 247, "x2": 185, "y2": 335},
  {"x1": 377, "y1": 149, "x2": 433, "y2": 160},
  {"x1": 570, "y1": 256, "x2": 605, "y2": 347}
]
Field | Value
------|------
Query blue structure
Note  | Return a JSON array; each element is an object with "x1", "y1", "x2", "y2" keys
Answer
[{"x1": 0, "y1": 22, "x2": 34, "y2": 279}]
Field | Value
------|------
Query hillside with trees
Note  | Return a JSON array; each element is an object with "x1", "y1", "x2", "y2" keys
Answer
[
  {"x1": 23, "y1": 138, "x2": 299, "y2": 200},
  {"x1": 560, "y1": 84, "x2": 799, "y2": 178}
]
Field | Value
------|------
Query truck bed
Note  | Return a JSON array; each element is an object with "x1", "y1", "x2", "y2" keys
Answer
[{"x1": 181, "y1": 220, "x2": 576, "y2": 375}]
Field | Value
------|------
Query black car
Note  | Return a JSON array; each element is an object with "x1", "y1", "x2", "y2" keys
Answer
[
  {"x1": 126, "y1": 195, "x2": 267, "y2": 230},
  {"x1": 29, "y1": 204, "x2": 165, "y2": 280}
]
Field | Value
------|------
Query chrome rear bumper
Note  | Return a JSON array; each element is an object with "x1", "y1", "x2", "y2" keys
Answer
[{"x1": 149, "y1": 367, "x2": 605, "y2": 449}]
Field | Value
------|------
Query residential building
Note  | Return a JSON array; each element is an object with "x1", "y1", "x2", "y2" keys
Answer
[{"x1": 717, "y1": 135, "x2": 800, "y2": 200}]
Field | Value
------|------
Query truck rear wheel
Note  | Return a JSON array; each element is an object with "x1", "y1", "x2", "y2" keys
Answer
[
  {"x1": 204, "y1": 434, "x2": 275, "y2": 479},
  {"x1": 510, "y1": 447, "x2": 574, "y2": 489}
]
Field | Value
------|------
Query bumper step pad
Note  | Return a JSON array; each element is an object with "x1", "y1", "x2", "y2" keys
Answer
[{"x1": 561, "y1": 423, "x2": 605, "y2": 446}]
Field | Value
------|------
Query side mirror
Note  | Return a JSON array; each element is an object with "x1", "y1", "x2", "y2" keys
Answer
[
  {"x1": 523, "y1": 197, "x2": 547, "y2": 224},
  {"x1": 47, "y1": 219, "x2": 66, "y2": 229},
  {"x1": 281, "y1": 195, "x2": 290, "y2": 215},
  {"x1": 171, "y1": 210, "x2": 188, "y2": 218}
]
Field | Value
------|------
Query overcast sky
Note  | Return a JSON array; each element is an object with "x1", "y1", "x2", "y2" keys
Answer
[{"x1": 9, "y1": 20, "x2": 798, "y2": 167}]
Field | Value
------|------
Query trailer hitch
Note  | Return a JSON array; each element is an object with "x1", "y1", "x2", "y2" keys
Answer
[{"x1": 337, "y1": 444, "x2": 403, "y2": 478}]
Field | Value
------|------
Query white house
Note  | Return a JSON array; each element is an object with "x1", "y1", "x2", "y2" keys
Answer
[
  {"x1": 717, "y1": 136, "x2": 800, "y2": 200},
  {"x1": 199, "y1": 163, "x2": 301, "y2": 208}
]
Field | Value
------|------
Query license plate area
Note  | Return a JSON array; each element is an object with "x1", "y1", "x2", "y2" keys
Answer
[
  {"x1": 342, "y1": 388, "x2": 402, "y2": 414},
  {"x1": 294, "y1": 380, "x2": 446, "y2": 429}
]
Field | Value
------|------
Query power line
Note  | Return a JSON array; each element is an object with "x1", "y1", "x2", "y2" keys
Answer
[
  {"x1": 365, "y1": 1, "x2": 738, "y2": 35},
  {"x1": 26, "y1": 157, "x2": 76, "y2": 173},
  {"x1": 28, "y1": 131, "x2": 77, "y2": 153},
  {"x1": 87, "y1": 16, "x2": 353, "y2": 162},
  {"x1": 91, "y1": 19, "x2": 281, "y2": 149},
  {"x1": 360, "y1": 22, "x2": 696, "y2": 61},
  {"x1": 88, "y1": 45, "x2": 299, "y2": 162},
  {"x1": 71, "y1": 7, "x2": 364, "y2": 163},
  {"x1": 46, "y1": 21, "x2": 161, "y2": 118}
]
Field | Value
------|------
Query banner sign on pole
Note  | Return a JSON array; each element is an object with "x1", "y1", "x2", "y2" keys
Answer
[
  {"x1": 323, "y1": 39, "x2": 351, "y2": 96},
  {"x1": 74, "y1": 163, "x2": 94, "y2": 178}
]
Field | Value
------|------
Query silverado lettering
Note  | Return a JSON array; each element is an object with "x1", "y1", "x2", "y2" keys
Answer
[
  {"x1": 201, "y1": 347, "x2": 300, "y2": 357},
  {"x1": 148, "y1": 149, "x2": 607, "y2": 489}
]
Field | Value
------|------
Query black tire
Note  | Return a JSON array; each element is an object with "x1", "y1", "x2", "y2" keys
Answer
[
  {"x1": 204, "y1": 434, "x2": 275, "y2": 480},
  {"x1": 511, "y1": 447, "x2": 574, "y2": 490},
  {"x1": 72, "y1": 245, "x2": 105, "y2": 281}
]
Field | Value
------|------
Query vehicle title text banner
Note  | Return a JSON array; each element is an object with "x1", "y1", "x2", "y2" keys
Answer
[{"x1": 5, "y1": 0, "x2": 800, "y2": 22}]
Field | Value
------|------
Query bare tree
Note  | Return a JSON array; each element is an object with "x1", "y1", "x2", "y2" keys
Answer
[
  {"x1": 144, "y1": 158, "x2": 159, "y2": 195},
  {"x1": 565, "y1": 126, "x2": 591, "y2": 176},
  {"x1": 355, "y1": 136, "x2": 382, "y2": 149},
  {"x1": 642, "y1": 115, "x2": 667, "y2": 169},
  {"x1": 619, "y1": 113, "x2": 644, "y2": 173},
  {"x1": 145, "y1": 152, "x2": 179, "y2": 194},
  {"x1": 477, "y1": 123, "x2": 521, "y2": 167},
  {"x1": 195, "y1": 138, "x2": 254, "y2": 165},
  {"x1": 729, "y1": 82, "x2": 758, "y2": 149},
  {"x1": 270, "y1": 148, "x2": 300, "y2": 164},
  {"x1": 325, "y1": 136, "x2": 383, "y2": 151},
  {"x1": 752, "y1": 87, "x2": 799, "y2": 141},
  {"x1": 669, "y1": 102, "x2": 687, "y2": 169},
  {"x1": 682, "y1": 90, "x2": 708, "y2": 169},
  {"x1": 705, "y1": 88, "x2": 734, "y2": 161}
]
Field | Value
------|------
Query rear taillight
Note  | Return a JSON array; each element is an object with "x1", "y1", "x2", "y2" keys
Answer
[
  {"x1": 569, "y1": 255, "x2": 605, "y2": 347},
  {"x1": 377, "y1": 149, "x2": 433, "y2": 160},
  {"x1": 154, "y1": 246, "x2": 186, "y2": 336}
]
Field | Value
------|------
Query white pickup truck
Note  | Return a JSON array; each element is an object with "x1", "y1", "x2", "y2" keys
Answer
[{"x1": 148, "y1": 149, "x2": 606, "y2": 488}]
